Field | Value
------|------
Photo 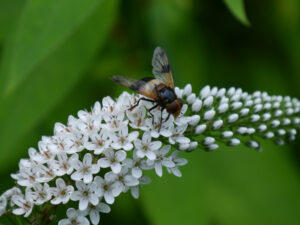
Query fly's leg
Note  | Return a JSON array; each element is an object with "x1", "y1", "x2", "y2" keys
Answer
[
  {"x1": 164, "y1": 113, "x2": 171, "y2": 122},
  {"x1": 148, "y1": 104, "x2": 159, "y2": 125},
  {"x1": 129, "y1": 97, "x2": 155, "y2": 111},
  {"x1": 158, "y1": 107, "x2": 165, "y2": 132}
]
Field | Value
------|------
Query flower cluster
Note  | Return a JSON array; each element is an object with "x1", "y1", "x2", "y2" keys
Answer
[{"x1": 0, "y1": 84, "x2": 299, "y2": 224}]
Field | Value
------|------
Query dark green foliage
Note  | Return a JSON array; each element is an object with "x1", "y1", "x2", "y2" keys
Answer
[{"x1": 0, "y1": 0, "x2": 300, "y2": 224}]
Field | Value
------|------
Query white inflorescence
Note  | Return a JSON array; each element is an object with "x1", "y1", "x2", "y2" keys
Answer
[{"x1": 1, "y1": 84, "x2": 300, "y2": 224}]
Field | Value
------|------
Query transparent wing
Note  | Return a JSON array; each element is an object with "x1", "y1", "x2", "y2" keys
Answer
[
  {"x1": 112, "y1": 75, "x2": 161, "y2": 99},
  {"x1": 152, "y1": 47, "x2": 174, "y2": 89}
]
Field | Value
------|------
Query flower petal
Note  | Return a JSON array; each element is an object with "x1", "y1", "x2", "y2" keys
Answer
[
  {"x1": 98, "y1": 203, "x2": 111, "y2": 213},
  {"x1": 111, "y1": 163, "x2": 121, "y2": 174},
  {"x1": 155, "y1": 163, "x2": 163, "y2": 177},
  {"x1": 79, "y1": 198, "x2": 89, "y2": 211},
  {"x1": 90, "y1": 209, "x2": 100, "y2": 225},
  {"x1": 104, "y1": 193, "x2": 114, "y2": 204},
  {"x1": 98, "y1": 158, "x2": 110, "y2": 168},
  {"x1": 132, "y1": 167, "x2": 142, "y2": 179},
  {"x1": 83, "y1": 153, "x2": 92, "y2": 166},
  {"x1": 115, "y1": 150, "x2": 126, "y2": 162}
]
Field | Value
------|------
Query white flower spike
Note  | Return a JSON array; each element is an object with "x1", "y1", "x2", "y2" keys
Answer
[{"x1": 1, "y1": 83, "x2": 300, "y2": 224}]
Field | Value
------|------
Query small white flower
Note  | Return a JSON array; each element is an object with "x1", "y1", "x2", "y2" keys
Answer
[
  {"x1": 48, "y1": 134, "x2": 81, "y2": 155},
  {"x1": 207, "y1": 144, "x2": 219, "y2": 151},
  {"x1": 183, "y1": 83, "x2": 192, "y2": 96},
  {"x1": 26, "y1": 183, "x2": 51, "y2": 205},
  {"x1": 149, "y1": 109, "x2": 174, "y2": 137},
  {"x1": 204, "y1": 109, "x2": 215, "y2": 120},
  {"x1": 282, "y1": 118, "x2": 291, "y2": 125},
  {"x1": 50, "y1": 178, "x2": 74, "y2": 205},
  {"x1": 247, "y1": 127, "x2": 255, "y2": 134},
  {"x1": 84, "y1": 130, "x2": 111, "y2": 155},
  {"x1": 127, "y1": 105, "x2": 149, "y2": 130},
  {"x1": 36, "y1": 164, "x2": 56, "y2": 183},
  {"x1": 264, "y1": 131, "x2": 274, "y2": 139},
  {"x1": 105, "y1": 167, "x2": 139, "y2": 192},
  {"x1": 277, "y1": 129, "x2": 286, "y2": 136},
  {"x1": 11, "y1": 166, "x2": 39, "y2": 187},
  {"x1": 111, "y1": 126, "x2": 139, "y2": 150},
  {"x1": 130, "y1": 176, "x2": 152, "y2": 199},
  {"x1": 147, "y1": 145, "x2": 175, "y2": 177},
  {"x1": 240, "y1": 108, "x2": 249, "y2": 116},
  {"x1": 254, "y1": 104, "x2": 263, "y2": 112},
  {"x1": 246, "y1": 140, "x2": 261, "y2": 150},
  {"x1": 187, "y1": 141, "x2": 198, "y2": 152},
  {"x1": 167, "y1": 151, "x2": 188, "y2": 177},
  {"x1": 237, "y1": 127, "x2": 248, "y2": 135},
  {"x1": 77, "y1": 109, "x2": 101, "y2": 135},
  {"x1": 59, "y1": 208, "x2": 90, "y2": 225},
  {"x1": 228, "y1": 138, "x2": 240, "y2": 146},
  {"x1": 192, "y1": 99, "x2": 202, "y2": 112},
  {"x1": 11, "y1": 195, "x2": 33, "y2": 217},
  {"x1": 97, "y1": 149, "x2": 126, "y2": 174},
  {"x1": 38, "y1": 138, "x2": 55, "y2": 161},
  {"x1": 203, "y1": 96, "x2": 214, "y2": 107},
  {"x1": 203, "y1": 137, "x2": 215, "y2": 145},
  {"x1": 213, "y1": 119, "x2": 223, "y2": 130},
  {"x1": 188, "y1": 115, "x2": 200, "y2": 126},
  {"x1": 0, "y1": 195, "x2": 7, "y2": 216},
  {"x1": 217, "y1": 88, "x2": 226, "y2": 97},
  {"x1": 168, "y1": 125, "x2": 190, "y2": 144},
  {"x1": 195, "y1": 124, "x2": 207, "y2": 135},
  {"x1": 250, "y1": 114, "x2": 260, "y2": 122},
  {"x1": 102, "y1": 111, "x2": 128, "y2": 131},
  {"x1": 227, "y1": 87, "x2": 236, "y2": 96},
  {"x1": 200, "y1": 85, "x2": 211, "y2": 99},
  {"x1": 81, "y1": 201, "x2": 111, "y2": 225},
  {"x1": 50, "y1": 153, "x2": 78, "y2": 176},
  {"x1": 258, "y1": 124, "x2": 267, "y2": 132},
  {"x1": 231, "y1": 102, "x2": 242, "y2": 110},
  {"x1": 187, "y1": 93, "x2": 196, "y2": 104},
  {"x1": 179, "y1": 142, "x2": 190, "y2": 151},
  {"x1": 71, "y1": 153, "x2": 100, "y2": 183},
  {"x1": 262, "y1": 112, "x2": 271, "y2": 121},
  {"x1": 228, "y1": 113, "x2": 239, "y2": 123},
  {"x1": 124, "y1": 152, "x2": 150, "y2": 179},
  {"x1": 71, "y1": 181, "x2": 99, "y2": 211},
  {"x1": 94, "y1": 176, "x2": 122, "y2": 204},
  {"x1": 3, "y1": 187, "x2": 21, "y2": 207},
  {"x1": 28, "y1": 147, "x2": 47, "y2": 165},
  {"x1": 221, "y1": 131, "x2": 233, "y2": 138},
  {"x1": 218, "y1": 103, "x2": 229, "y2": 114},
  {"x1": 134, "y1": 132, "x2": 161, "y2": 160}
]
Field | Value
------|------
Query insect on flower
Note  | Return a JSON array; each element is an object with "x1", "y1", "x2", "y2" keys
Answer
[{"x1": 112, "y1": 47, "x2": 183, "y2": 131}]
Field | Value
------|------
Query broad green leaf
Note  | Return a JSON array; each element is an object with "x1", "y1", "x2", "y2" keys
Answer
[
  {"x1": 141, "y1": 144, "x2": 300, "y2": 225},
  {"x1": 0, "y1": 0, "x2": 120, "y2": 171},
  {"x1": 0, "y1": 0, "x2": 25, "y2": 43},
  {"x1": 0, "y1": 0, "x2": 103, "y2": 95},
  {"x1": 223, "y1": 0, "x2": 250, "y2": 26}
]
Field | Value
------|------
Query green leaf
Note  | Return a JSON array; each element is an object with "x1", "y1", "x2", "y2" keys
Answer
[
  {"x1": 0, "y1": 0, "x2": 25, "y2": 43},
  {"x1": 223, "y1": 0, "x2": 250, "y2": 26},
  {"x1": 0, "y1": 0, "x2": 107, "y2": 95},
  {"x1": 141, "y1": 144, "x2": 300, "y2": 225},
  {"x1": 0, "y1": 0, "x2": 120, "y2": 171}
]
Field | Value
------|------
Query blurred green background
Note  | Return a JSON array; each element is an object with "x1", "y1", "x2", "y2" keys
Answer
[{"x1": 0, "y1": 0, "x2": 300, "y2": 224}]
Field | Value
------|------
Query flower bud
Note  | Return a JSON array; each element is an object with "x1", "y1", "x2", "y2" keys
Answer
[
  {"x1": 204, "y1": 109, "x2": 215, "y2": 121},
  {"x1": 192, "y1": 99, "x2": 202, "y2": 112},
  {"x1": 187, "y1": 93, "x2": 196, "y2": 104}
]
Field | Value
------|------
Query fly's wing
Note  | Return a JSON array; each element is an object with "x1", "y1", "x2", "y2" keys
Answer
[
  {"x1": 112, "y1": 75, "x2": 161, "y2": 99},
  {"x1": 152, "y1": 46, "x2": 174, "y2": 89}
]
